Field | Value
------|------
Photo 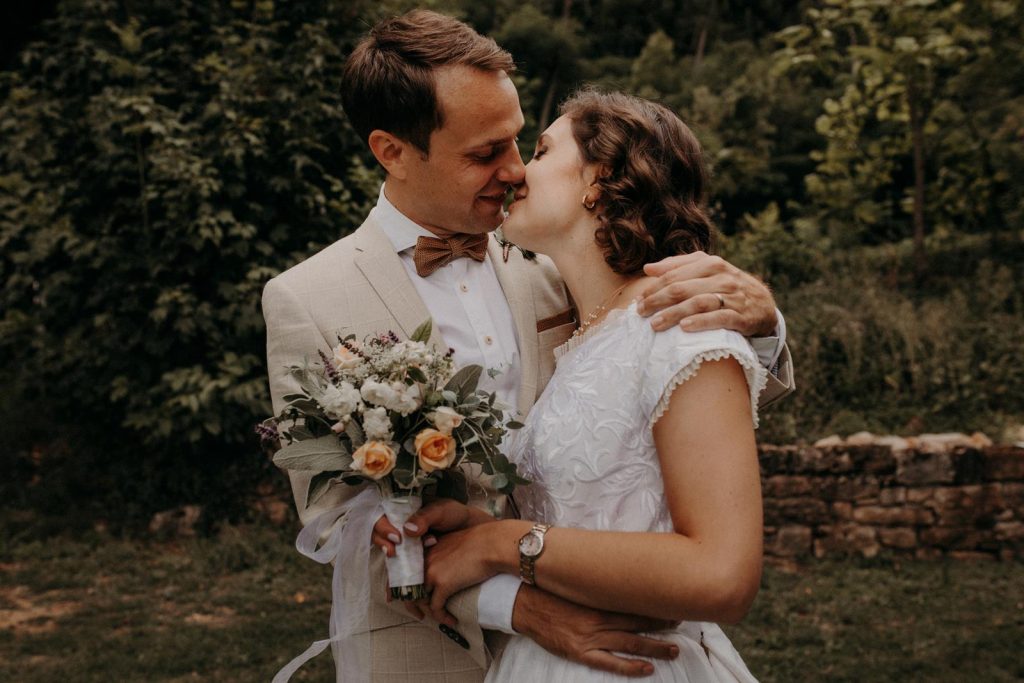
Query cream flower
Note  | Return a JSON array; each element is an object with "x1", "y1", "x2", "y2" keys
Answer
[
  {"x1": 351, "y1": 441, "x2": 397, "y2": 480},
  {"x1": 360, "y1": 379, "x2": 399, "y2": 409},
  {"x1": 414, "y1": 429, "x2": 457, "y2": 473},
  {"x1": 361, "y1": 406, "x2": 393, "y2": 441},
  {"x1": 428, "y1": 406, "x2": 464, "y2": 435},
  {"x1": 332, "y1": 342, "x2": 363, "y2": 371},
  {"x1": 390, "y1": 381, "x2": 422, "y2": 416},
  {"x1": 320, "y1": 381, "x2": 361, "y2": 419}
]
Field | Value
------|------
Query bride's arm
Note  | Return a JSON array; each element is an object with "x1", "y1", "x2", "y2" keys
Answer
[{"x1": 419, "y1": 357, "x2": 763, "y2": 625}]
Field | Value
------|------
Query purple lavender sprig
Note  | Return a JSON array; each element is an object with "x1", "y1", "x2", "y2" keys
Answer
[
  {"x1": 254, "y1": 421, "x2": 279, "y2": 443},
  {"x1": 319, "y1": 349, "x2": 341, "y2": 385}
]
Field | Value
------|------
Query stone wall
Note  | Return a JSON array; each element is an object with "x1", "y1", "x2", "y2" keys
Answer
[{"x1": 759, "y1": 434, "x2": 1024, "y2": 560}]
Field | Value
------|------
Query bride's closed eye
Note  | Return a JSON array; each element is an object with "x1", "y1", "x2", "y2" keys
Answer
[{"x1": 532, "y1": 146, "x2": 547, "y2": 160}]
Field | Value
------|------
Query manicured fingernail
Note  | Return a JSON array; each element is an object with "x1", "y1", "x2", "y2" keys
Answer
[
  {"x1": 681, "y1": 319, "x2": 695, "y2": 329},
  {"x1": 642, "y1": 663, "x2": 654, "y2": 675},
  {"x1": 650, "y1": 314, "x2": 663, "y2": 327},
  {"x1": 669, "y1": 646, "x2": 679, "y2": 657},
  {"x1": 381, "y1": 546, "x2": 389, "y2": 555},
  {"x1": 423, "y1": 536, "x2": 437, "y2": 548},
  {"x1": 387, "y1": 533, "x2": 401, "y2": 544},
  {"x1": 404, "y1": 522, "x2": 419, "y2": 533}
]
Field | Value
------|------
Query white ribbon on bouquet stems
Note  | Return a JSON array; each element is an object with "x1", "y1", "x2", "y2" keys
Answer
[{"x1": 272, "y1": 487, "x2": 379, "y2": 683}]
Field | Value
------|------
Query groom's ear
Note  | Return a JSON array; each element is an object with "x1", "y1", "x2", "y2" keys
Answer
[{"x1": 368, "y1": 130, "x2": 411, "y2": 180}]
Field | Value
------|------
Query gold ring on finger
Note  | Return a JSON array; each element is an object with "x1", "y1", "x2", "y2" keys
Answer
[{"x1": 715, "y1": 293, "x2": 726, "y2": 310}]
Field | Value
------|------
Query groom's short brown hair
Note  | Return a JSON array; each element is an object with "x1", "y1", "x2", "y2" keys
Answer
[{"x1": 342, "y1": 10, "x2": 514, "y2": 154}]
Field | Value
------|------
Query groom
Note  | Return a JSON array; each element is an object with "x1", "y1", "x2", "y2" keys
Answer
[{"x1": 263, "y1": 9, "x2": 794, "y2": 682}]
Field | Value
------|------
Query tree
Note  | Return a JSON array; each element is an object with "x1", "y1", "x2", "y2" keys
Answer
[{"x1": 776, "y1": 0, "x2": 986, "y2": 276}]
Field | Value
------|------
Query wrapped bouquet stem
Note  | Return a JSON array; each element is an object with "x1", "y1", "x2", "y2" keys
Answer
[{"x1": 380, "y1": 494, "x2": 426, "y2": 600}]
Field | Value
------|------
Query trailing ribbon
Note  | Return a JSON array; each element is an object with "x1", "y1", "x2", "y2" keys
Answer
[{"x1": 272, "y1": 486, "x2": 382, "y2": 683}]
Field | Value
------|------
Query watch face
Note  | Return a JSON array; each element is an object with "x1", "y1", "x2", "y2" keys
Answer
[{"x1": 520, "y1": 531, "x2": 543, "y2": 556}]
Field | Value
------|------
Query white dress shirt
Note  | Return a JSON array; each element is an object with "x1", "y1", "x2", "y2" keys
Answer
[{"x1": 371, "y1": 185, "x2": 523, "y2": 633}]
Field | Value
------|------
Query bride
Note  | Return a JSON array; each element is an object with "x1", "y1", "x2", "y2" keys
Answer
[{"x1": 402, "y1": 89, "x2": 765, "y2": 681}]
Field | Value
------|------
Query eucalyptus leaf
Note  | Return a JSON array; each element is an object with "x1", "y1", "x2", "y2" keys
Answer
[
  {"x1": 306, "y1": 469, "x2": 345, "y2": 508},
  {"x1": 445, "y1": 365, "x2": 483, "y2": 400},
  {"x1": 345, "y1": 419, "x2": 365, "y2": 448},
  {"x1": 273, "y1": 435, "x2": 352, "y2": 471},
  {"x1": 410, "y1": 318, "x2": 433, "y2": 343}
]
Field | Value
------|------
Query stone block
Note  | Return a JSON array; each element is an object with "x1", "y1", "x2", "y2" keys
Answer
[
  {"x1": 983, "y1": 447, "x2": 1024, "y2": 482},
  {"x1": 853, "y1": 505, "x2": 932, "y2": 527},
  {"x1": 768, "y1": 525, "x2": 812, "y2": 557},
  {"x1": 813, "y1": 523, "x2": 879, "y2": 558},
  {"x1": 878, "y1": 527, "x2": 917, "y2": 549},
  {"x1": 764, "y1": 498, "x2": 831, "y2": 526},
  {"x1": 896, "y1": 449, "x2": 955, "y2": 486},
  {"x1": 952, "y1": 447, "x2": 986, "y2": 485},
  {"x1": 831, "y1": 501, "x2": 853, "y2": 520},
  {"x1": 994, "y1": 521, "x2": 1024, "y2": 542},
  {"x1": 763, "y1": 475, "x2": 814, "y2": 498},
  {"x1": 879, "y1": 487, "x2": 907, "y2": 505}
]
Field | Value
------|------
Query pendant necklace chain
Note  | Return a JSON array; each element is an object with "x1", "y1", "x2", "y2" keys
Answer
[{"x1": 571, "y1": 281, "x2": 632, "y2": 341}]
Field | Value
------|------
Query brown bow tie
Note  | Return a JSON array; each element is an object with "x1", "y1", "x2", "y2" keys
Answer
[{"x1": 413, "y1": 233, "x2": 489, "y2": 277}]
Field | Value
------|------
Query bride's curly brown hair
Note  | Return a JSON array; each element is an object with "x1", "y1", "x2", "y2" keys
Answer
[{"x1": 561, "y1": 89, "x2": 714, "y2": 275}]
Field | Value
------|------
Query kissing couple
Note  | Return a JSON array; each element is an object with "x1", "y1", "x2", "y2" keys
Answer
[{"x1": 264, "y1": 9, "x2": 794, "y2": 682}]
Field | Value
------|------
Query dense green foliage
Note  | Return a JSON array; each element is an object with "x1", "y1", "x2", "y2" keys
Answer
[{"x1": 1, "y1": 0, "x2": 1022, "y2": 526}]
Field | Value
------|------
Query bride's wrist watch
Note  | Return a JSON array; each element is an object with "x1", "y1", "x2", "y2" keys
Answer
[{"x1": 517, "y1": 523, "x2": 552, "y2": 585}]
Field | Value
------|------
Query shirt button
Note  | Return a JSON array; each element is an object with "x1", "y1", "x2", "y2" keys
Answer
[
  {"x1": 459, "y1": 283, "x2": 469, "y2": 293},
  {"x1": 484, "y1": 336, "x2": 493, "y2": 346}
]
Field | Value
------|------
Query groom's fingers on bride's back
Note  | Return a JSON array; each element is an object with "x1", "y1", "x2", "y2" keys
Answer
[{"x1": 580, "y1": 649, "x2": 655, "y2": 678}]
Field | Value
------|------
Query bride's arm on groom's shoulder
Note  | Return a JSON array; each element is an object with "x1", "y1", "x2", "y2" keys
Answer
[
  {"x1": 420, "y1": 358, "x2": 763, "y2": 626},
  {"x1": 636, "y1": 251, "x2": 795, "y2": 406}
]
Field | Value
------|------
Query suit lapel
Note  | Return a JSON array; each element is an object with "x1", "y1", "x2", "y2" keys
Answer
[
  {"x1": 488, "y1": 237, "x2": 538, "y2": 417},
  {"x1": 352, "y1": 219, "x2": 447, "y2": 349}
]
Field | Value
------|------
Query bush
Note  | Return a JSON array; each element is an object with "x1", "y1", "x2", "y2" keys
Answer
[{"x1": 0, "y1": 0, "x2": 381, "y2": 527}]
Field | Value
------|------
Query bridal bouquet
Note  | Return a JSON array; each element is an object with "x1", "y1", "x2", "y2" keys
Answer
[{"x1": 257, "y1": 320, "x2": 527, "y2": 600}]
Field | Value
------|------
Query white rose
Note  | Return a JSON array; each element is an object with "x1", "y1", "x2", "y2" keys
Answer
[
  {"x1": 392, "y1": 340, "x2": 431, "y2": 365},
  {"x1": 389, "y1": 381, "x2": 422, "y2": 416},
  {"x1": 361, "y1": 406, "x2": 393, "y2": 441},
  {"x1": 428, "y1": 406, "x2": 464, "y2": 435},
  {"x1": 360, "y1": 379, "x2": 399, "y2": 408},
  {"x1": 320, "y1": 381, "x2": 361, "y2": 419}
]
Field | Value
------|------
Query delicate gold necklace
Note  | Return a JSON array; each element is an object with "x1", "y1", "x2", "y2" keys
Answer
[{"x1": 570, "y1": 281, "x2": 632, "y2": 341}]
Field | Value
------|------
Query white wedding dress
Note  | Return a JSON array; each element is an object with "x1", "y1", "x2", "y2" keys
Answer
[{"x1": 487, "y1": 302, "x2": 767, "y2": 683}]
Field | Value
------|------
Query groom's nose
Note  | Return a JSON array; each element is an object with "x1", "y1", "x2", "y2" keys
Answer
[{"x1": 494, "y1": 144, "x2": 526, "y2": 185}]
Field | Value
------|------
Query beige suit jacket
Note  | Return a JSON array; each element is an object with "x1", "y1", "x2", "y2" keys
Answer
[{"x1": 262, "y1": 216, "x2": 795, "y2": 681}]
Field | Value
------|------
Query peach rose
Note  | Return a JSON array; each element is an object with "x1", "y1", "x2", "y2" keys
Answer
[
  {"x1": 414, "y1": 429, "x2": 457, "y2": 473},
  {"x1": 351, "y1": 440, "x2": 397, "y2": 480}
]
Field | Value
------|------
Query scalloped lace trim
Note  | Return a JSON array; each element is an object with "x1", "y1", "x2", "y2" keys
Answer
[{"x1": 650, "y1": 348, "x2": 768, "y2": 430}]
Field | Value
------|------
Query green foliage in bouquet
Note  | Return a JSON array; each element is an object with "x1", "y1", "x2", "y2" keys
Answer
[{"x1": 261, "y1": 320, "x2": 528, "y2": 509}]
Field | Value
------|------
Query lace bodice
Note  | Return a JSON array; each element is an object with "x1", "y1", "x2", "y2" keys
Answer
[{"x1": 509, "y1": 303, "x2": 767, "y2": 533}]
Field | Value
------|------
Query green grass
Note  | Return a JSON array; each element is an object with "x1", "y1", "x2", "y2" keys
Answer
[{"x1": 2, "y1": 525, "x2": 1022, "y2": 682}]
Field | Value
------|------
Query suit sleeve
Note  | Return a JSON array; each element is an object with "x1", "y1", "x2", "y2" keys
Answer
[{"x1": 757, "y1": 342, "x2": 794, "y2": 409}]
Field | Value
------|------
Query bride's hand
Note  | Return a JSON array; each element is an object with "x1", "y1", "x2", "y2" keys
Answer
[{"x1": 370, "y1": 498, "x2": 486, "y2": 557}]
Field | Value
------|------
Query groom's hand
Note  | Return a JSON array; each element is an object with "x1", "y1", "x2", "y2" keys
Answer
[
  {"x1": 638, "y1": 251, "x2": 777, "y2": 337},
  {"x1": 512, "y1": 585, "x2": 679, "y2": 678}
]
